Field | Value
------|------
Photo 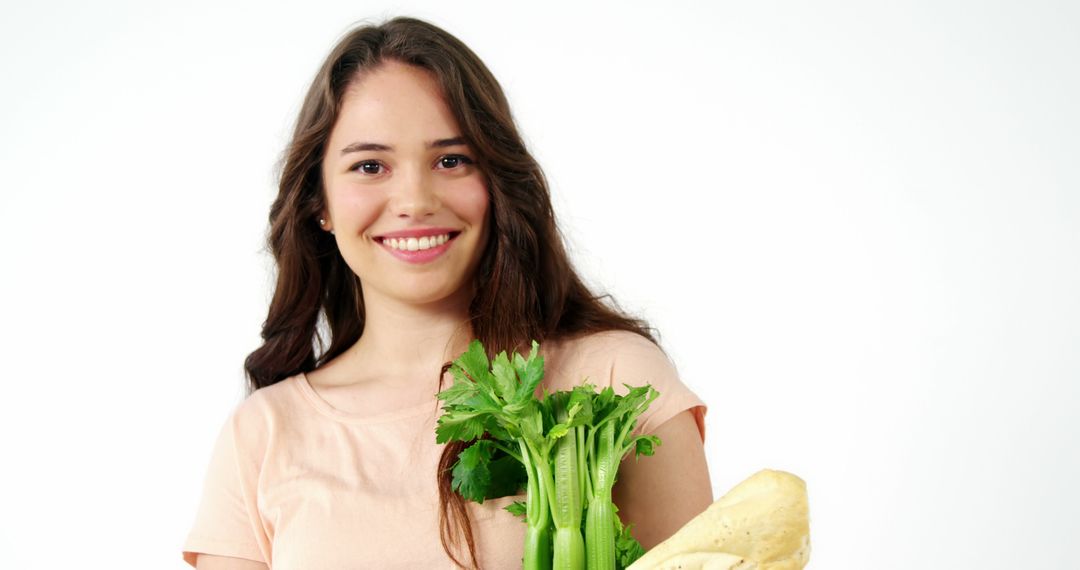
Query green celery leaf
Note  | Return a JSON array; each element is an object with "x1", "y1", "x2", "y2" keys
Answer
[
  {"x1": 501, "y1": 398, "x2": 531, "y2": 416},
  {"x1": 435, "y1": 409, "x2": 488, "y2": 444},
  {"x1": 602, "y1": 384, "x2": 660, "y2": 437},
  {"x1": 630, "y1": 434, "x2": 662, "y2": 458},
  {"x1": 611, "y1": 504, "x2": 645, "y2": 570},
  {"x1": 452, "y1": 440, "x2": 494, "y2": 502},
  {"x1": 512, "y1": 341, "x2": 545, "y2": 402},
  {"x1": 611, "y1": 384, "x2": 655, "y2": 419},
  {"x1": 547, "y1": 422, "x2": 569, "y2": 440},
  {"x1": 455, "y1": 340, "x2": 495, "y2": 388},
  {"x1": 464, "y1": 390, "x2": 503, "y2": 412},
  {"x1": 447, "y1": 362, "x2": 473, "y2": 387},
  {"x1": 483, "y1": 415, "x2": 515, "y2": 441},
  {"x1": 592, "y1": 385, "x2": 616, "y2": 417},
  {"x1": 614, "y1": 517, "x2": 646, "y2": 570},
  {"x1": 566, "y1": 385, "x2": 595, "y2": 427},
  {"x1": 505, "y1": 500, "x2": 527, "y2": 519},
  {"x1": 435, "y1": 372, "x2": 479, "y2": 405},
  {"x1": 518, "y1": 404, "x2": 547, "y2": 451},
  {"x1": 490, "y1": 351, "x2": 519, "y2": 402}
]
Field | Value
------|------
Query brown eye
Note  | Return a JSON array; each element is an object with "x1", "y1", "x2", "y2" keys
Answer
[
  {"x1": 351, "y1": 160, "x2": 384, "y2": 175},
  {"x1": 437, "y1": 155, "x2": 473, "y2": 170}
]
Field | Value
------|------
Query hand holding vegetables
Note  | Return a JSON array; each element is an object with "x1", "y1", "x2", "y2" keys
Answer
[{"x1": 435, "y1": 339, "x2": 663, "y2": 570}]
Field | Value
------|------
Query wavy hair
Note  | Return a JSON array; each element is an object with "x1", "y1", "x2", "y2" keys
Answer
[{"x1": 243, "y1": 16, "x2": 657, "y2": 569}]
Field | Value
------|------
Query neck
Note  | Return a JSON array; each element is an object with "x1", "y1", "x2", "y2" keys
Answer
[{"x1": 347, "y1": 285, "x2": 475, "y2": 378}]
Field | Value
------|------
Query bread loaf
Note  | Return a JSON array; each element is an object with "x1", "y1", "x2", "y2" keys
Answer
[{"x1": 626, "y1": 469, "x2": 810, "y2": 570}]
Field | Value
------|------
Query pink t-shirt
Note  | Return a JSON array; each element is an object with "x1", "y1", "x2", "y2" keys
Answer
[{"x1": 181, "y1": 330, "x2": 708, "y2": 569}]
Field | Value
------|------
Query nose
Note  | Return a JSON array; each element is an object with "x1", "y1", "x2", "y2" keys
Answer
[{"x1": 388, "y1": 169, "x2": 441, "y2": 220}]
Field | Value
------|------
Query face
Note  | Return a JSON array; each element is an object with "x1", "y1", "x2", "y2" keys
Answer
[{"x1": 320, "y1": 60, "x2": 490, "y2": 309}]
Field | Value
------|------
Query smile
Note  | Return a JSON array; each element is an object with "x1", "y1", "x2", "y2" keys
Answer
[
  {"x1": 381, "y1": 233, "x2": 453, "y2": 251},
  {"x1": 375, "y1": 231, "x2": 461, "y2": 264}
]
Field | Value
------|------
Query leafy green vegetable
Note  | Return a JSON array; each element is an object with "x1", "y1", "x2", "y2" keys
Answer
[
  {"x1": 436, "y1": 339, "x2": 662, "y2": 570},
  {"x1": 613, "y1": 503, "x2": 646, "y2": 570},
  {"x1": 450, "y1": 439, "x2": 528, "y2": 503},
  {"x1": 506, "y1": 500, "x2": 528, "y2": 519}
]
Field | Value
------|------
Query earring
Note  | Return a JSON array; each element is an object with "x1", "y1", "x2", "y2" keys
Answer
[{"x1": 319, "y1": 218, "x2": 326, "y2": 225}]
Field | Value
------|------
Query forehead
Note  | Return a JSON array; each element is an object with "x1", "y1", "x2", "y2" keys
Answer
[{"x1": 332, "y1": 61, "x2": 462, "y2": 145}]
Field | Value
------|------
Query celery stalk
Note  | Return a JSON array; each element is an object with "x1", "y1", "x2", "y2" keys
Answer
[
  {"x1": 520, "y1": 439, "x2": 552, "y2": 570},
  {"x1": 550, "y1": 394, "x2": 586, "y2": 569},
  {"x1": 584, "y1": 420, "x2": 618, "y2": 570},
  {"x1": 585, "y1": 493, "x2": 616, "y2": 570}
]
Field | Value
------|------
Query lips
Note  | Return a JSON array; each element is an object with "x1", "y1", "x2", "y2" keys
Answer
[
  {"x1": 375, "y1": 227, "x2": 461, "y2": 240},
  {"x1": 373, "y1": 227, "x2": 462, "y2": 263}
]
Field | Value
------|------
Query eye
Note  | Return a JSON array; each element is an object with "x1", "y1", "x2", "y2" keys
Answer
[
  {"x1": 436, "y1": 154, "x2": 474, "y2": 170},
  {"x1": 349, "y1": 160, "x2": 385, "y2": 175}
]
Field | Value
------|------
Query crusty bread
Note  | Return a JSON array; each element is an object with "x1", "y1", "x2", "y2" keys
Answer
[{"x1": 626, "y1": 469, "x2": 810, "y2": 570}]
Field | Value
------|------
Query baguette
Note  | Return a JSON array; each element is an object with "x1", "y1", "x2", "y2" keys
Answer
[{"x1": 626, "y1": 469, "x2": 810, "y2": 570}]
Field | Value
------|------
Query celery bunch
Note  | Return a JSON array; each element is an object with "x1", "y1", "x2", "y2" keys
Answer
[{"x1": 435, "y1": 339, "x2": 661, "y2": 570}]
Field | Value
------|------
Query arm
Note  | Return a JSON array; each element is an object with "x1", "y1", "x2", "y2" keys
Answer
[
  {"x1": 184, "y1": 400, "x2": 272, "y2": 569},
  {"x1": 195, "y1": 554, "x2": 269, "y2": 570},
  {"x1": 610, "y1": 409, "x2": 713, "y2": 551}
]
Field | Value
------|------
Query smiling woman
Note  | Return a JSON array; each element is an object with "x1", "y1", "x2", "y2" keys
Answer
[
  {"x1": 181, "y1": 15, "x2": 710, "y2": 570},
  {"x1": 317, "y1": 60, "x2": 490, "y2": 310}
]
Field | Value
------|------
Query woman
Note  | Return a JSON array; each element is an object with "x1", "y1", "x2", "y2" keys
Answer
[{"x1": 182, "y1": 16, "x2": 712, "y2": 570}]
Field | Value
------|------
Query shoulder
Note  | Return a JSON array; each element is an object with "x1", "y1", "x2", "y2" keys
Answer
[
  {"x1": 541, "y1": 330, "x2": 674, "y2": 392},
  {"x1": 599, "y1": 331, "x2": 679, "y2": 388},
  {"x1": 568, "y1": 329, "x2": 672, "y2": 369},
  {"x1": 225, "y1": 375, "x2": 303, "y2": 443},
  {"x1": 233, "y1": 375, "x2": 295, "y2": 415},
  {"x1": 548, "y1": 329, "x2": 660, "y2": 357}
]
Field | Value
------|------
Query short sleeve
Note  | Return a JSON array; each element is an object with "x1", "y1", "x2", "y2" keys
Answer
[
  {"x1": 607, "y1": 332, "x2": 708, "y2": 444},
  {"x1": 181, "y1": 405, "x2": 269, "y2": 567}
]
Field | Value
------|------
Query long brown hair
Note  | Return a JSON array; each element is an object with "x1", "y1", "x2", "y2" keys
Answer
[{"x1": 243, "y1": 15, "x2": 658, "y2": 569}]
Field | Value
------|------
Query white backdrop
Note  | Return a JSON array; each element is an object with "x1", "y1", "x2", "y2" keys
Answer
[{"x1": 1, "y1": 1, "x2": 1076, "y2": 568}]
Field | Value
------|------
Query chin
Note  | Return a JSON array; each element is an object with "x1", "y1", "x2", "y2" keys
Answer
[{"x1": 396, "y1": 284, "x2": 469, "y2": 307}]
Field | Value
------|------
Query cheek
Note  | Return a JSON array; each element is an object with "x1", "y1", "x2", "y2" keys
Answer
[
  {"x1": 331, "y1": 186, "x2": 384, "y2": 231},
  {"x1": 448, "y1": 181, "x2": 490, "y2": 226}
]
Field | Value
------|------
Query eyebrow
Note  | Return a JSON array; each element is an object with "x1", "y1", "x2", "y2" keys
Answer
[{"x1": 339, "y1": 136, "x2": 468, "y2": 155}]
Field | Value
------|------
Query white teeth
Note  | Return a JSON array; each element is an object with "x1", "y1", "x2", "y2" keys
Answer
[{"x1": 384, "y1": 233, "x2": 452, "y2": 251}]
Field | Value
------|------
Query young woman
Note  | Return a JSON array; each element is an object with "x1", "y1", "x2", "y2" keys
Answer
[{"x1": 182, "y1": 16, "x2": 712, "y2": 570}]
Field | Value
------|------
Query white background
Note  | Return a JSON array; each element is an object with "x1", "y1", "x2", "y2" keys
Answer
[{"x1": 1, "y1": 1, "x2": 1076, "y2": 568}]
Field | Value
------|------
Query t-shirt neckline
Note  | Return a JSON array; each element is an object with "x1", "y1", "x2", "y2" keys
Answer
[{"x1": 294, "y1": 372, "x2": 442, "y2": 425}]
